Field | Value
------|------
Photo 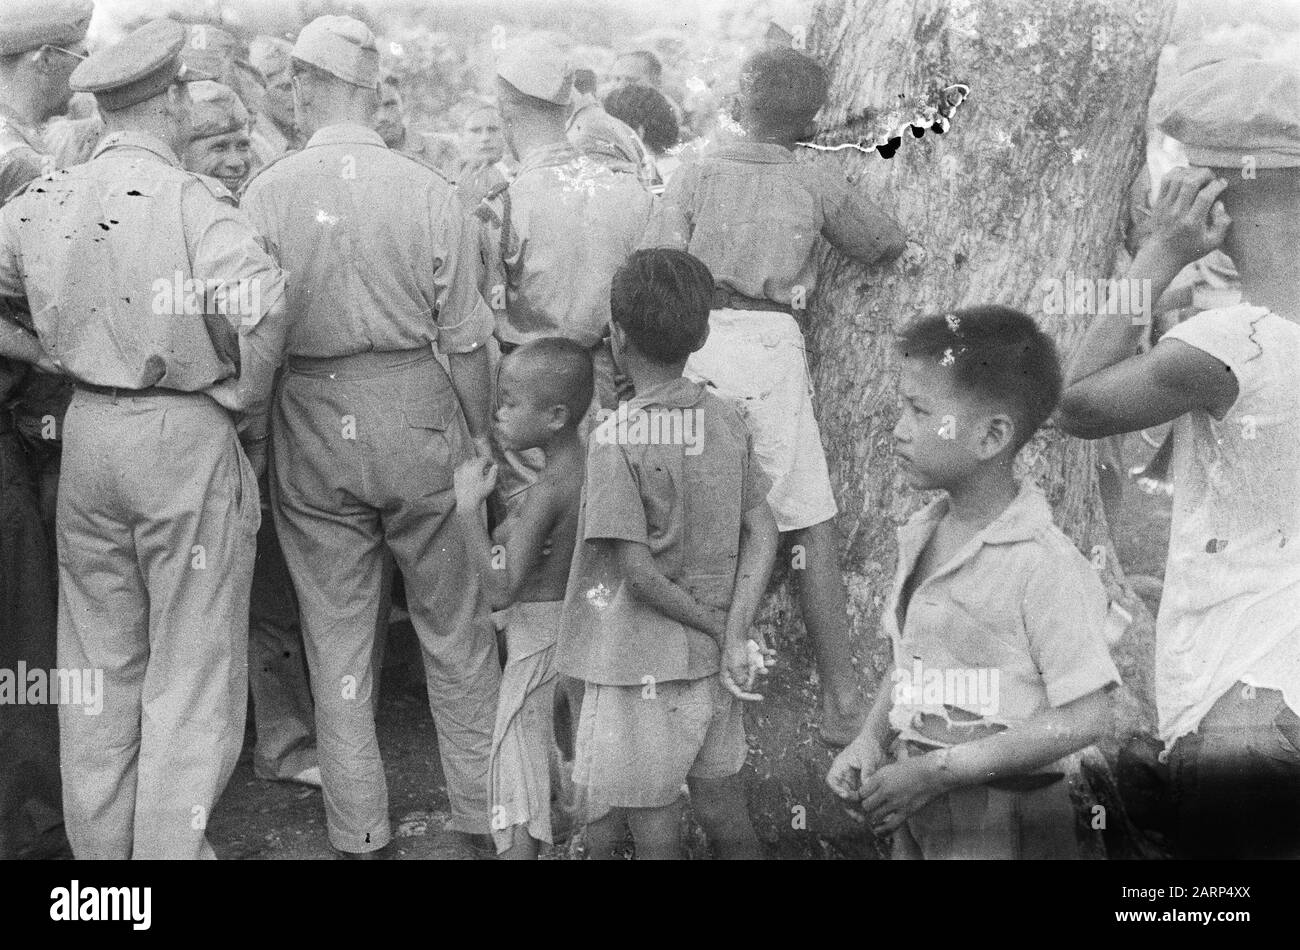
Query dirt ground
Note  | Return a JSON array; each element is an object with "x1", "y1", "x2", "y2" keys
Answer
[{"x1": 208, "y1": 431, "x2": 1174, "y2": 860}]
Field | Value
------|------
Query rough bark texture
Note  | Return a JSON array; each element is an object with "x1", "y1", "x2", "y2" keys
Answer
[{"x1": 740, "y1": 0, "x2": 1174, "y2": 858}]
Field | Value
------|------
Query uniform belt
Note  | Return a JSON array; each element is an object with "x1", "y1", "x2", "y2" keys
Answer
[
  {"x1": 497, "y1": 336, "x2": 608, "y2": 356},
  {"x1": 286, "y1": 347, "x2": 434, "y2": 376},
  {"x1": 74, "y1": 381, "x2": 184, "y2": 399},
  {"x1": 712, "y1": 289, "x2": 796, "y2": 315}
]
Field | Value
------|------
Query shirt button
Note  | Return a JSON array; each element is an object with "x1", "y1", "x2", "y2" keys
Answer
[
  {"x1": 1241, "y1": 684, "x2": 1257, "y2": 702},
  {"x1": 1157, "y1": 749, "x2": 1170, "y2": 765}
]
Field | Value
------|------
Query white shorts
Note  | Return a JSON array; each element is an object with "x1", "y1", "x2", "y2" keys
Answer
[{"x1": 684, "y1": 309, "x2": 838, "y2": 532}]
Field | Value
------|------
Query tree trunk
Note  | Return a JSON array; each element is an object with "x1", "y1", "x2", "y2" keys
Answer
[{"x1": 742, "y1": 0, "x2": 1175, "y2": 858}]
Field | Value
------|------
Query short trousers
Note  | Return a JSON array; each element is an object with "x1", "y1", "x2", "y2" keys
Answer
[
  {"x1": 892, "y1": 742, "x2": 1080, "y2": 860},
  {"x1": 684, "y1": 308, "x2": 838, "y2": 532},
  {"x1": 573, "y1": 675, "x2": 746, "y2": 815}
]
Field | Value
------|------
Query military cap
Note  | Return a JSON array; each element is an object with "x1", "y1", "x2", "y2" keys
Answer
[
  {"x1": 1153, "y1": 27, "x2": 1300, "y2": 168},
  {"x1": 497, "y1": 36, "x2": 573, "y2": 106},
  {"x1": 291, "y1": 15, "x2": 378, "y2": 89},
  {"x1": 70, "y1": 19, "x2": 215, "y2": 112},
  {"x1": 187, "y1": 80, "x2": 249, "y2": 139},
  {"x1": 0, "y1": 0, "x2": 94, "y2": 57},
  {"x1": 250, "y1": 35, "x2": 293, "y2": 81},
  {"x1": 177, "y1": 22, "x2": 244, "y2": 81}
]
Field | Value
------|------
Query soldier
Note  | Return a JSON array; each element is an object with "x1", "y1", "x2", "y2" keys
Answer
[
  {"x1": 476, "y1": 39, "x2": 654, "y2": 511},
  {"x1": 179, "y1": 79, "x2": 322, "y2": 790},
  {"x1": 0, "y1": 18, "x2": 290, "y2": 859},
  {"x1": 240, "y1": 15, "x2": 499, "y2": 859},
  {"x1": 372, "y1": 71, "x2": 460, "y2": 179},
  {"x1": 454, "y1": 98, "x2": 512, "y2": 208},
  {"x1": 0, "y1": 0, "x2": 92, "y2": 862},
  {"x1": 248, "y1": 36, "x2": 300, "y2": 164}
]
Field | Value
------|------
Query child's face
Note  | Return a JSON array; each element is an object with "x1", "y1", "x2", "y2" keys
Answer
[
  {"x1": 893, "y1": 357, "x2": 1005, "y2": 492},
  {"x1": 495, "y1": 360, "x2": 559, "y2": 452}
]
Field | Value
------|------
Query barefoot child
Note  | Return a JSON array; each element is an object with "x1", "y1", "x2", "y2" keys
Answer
[
  {"x1": 643, "y1": 47, "x2": 907, "y2": 744},
  {"x1": 559, "y1": 249, "x2": 780, "y2": 859},
  {"x1": 827, "y1": 306, "x2": 1119, "y2": 859},
  {"x1": 454, "y1": 337, "x2": 593, "y2": 859}
]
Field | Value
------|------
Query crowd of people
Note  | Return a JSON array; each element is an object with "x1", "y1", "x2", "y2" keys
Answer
[{"x1": 0, "y1": 0, "x2": 1297, "y2": 862}]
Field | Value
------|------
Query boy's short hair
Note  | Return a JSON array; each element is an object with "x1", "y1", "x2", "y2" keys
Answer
[
  {"x1": 739, "y1": 47, "x2": 827, "y2": 136},
  {"x1": 610, "y1": 248, "x2": 714, "y2": 365},
  {"x1": 898, "y1": 305, "x2": 1063, "y2": 449},
  {"x1": 505, "y1": 337, "x2": 594, "y2": 426},
  {"x1": 603, "y1": 83, "x2": 679, "y2": 153}
]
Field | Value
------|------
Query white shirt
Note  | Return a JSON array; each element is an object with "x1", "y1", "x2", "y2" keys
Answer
[{"x1": 1157, "y1": 303, "x2": 1300, "y2": 744}]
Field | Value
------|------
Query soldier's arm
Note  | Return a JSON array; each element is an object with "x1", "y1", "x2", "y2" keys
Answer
[
  {"x1": 185, "y1": 181, "x2": 289, "y2": 438},
  {"x1": 0, "y1": 208, "x2": 57, "y2": 371},
  {"x1": 434, "y1": 190, "x2": 495, "y2": 448}
]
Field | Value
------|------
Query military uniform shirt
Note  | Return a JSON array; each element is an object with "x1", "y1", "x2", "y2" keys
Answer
[
  {"x1": 241, "y1": 123, "x2": 492, "y2": 358},
  {"x1": 0, "y1": 130, "x2": 284, "y2": 390},
  {"x1": 475, "y1": 141, "x2": 653, "y2": 349}
]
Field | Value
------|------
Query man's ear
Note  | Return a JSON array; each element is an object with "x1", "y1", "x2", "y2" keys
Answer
[
  {"x1": 548, "y1": 403, "x2": 571, "y2": 432},
  {"x1": 978, "y1": 412, "x2": 1016, "y2": 460}
]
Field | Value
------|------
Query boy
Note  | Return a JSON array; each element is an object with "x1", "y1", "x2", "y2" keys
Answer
[
  {"x1": 454, "y1": 338, "x2": 592, "y2": 859},
  {"x1": 643, "y1": 47, "x2": 907, "y2": 744},
  {"x1": 559, "y1": 249, "x2": 779, "y2": 859},
  {"x1": 827, "y1": 306, "x2": 1119, "y2": 859}
]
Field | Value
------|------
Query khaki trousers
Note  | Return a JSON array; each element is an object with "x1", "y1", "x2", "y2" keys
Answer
[
  {"x1": 271, "y1": 348, "x2": 500, "y2": 853},
  {"x1": 57, "y1": 389, "x2": 258, "y2": 859}
]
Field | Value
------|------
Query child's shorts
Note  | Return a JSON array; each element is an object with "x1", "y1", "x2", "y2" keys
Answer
[
  {"x1": 573, "y1": 675, "x2": 746, "y2": 816},
  {"x1": 892, "y1": 743, "x2": 1080, "y2": 860},
  {"x1": 684, "y1": 308, "x2": 838, "y2": 532}
]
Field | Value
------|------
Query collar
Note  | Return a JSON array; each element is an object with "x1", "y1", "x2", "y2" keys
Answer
[
  {"x1": 627, "y1": 377, "x2": 706, "y2": 411},
  {"x1": 304, "y1": 123, "x2": 387, "y2": 150},
  {"x1": 896, "y1": 480, "x2": 1053, "y2": 582},
  {"x1": 516, "y1": 140, "x2": 580, "y2": 176},
  {"x1": 91, "y1": 130, "x2": 181, "y2": 167},
  {"x1": 0, "y1": 104, "x2": 42, "y2": 148},
  {"x1": 711, "y1": 140, "x2": 796, "y2": 165}
]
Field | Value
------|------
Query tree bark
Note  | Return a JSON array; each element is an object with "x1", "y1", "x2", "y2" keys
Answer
[{"x1": 742, "y1": 0, "x2": 1174, "y2": 858}]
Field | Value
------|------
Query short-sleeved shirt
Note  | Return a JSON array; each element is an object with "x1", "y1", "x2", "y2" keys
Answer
[
  {"x1": 0, "y1": 107, "x2": 68, "y2": 424},
  {"x1": 558, "y1": 377, "x2": 771, "y2": 685},
  {"x1": 0, "y1": 109, "x2": 45, "y2": 204},
  {"x1": 0, "y1": 130, "x2": 286, "y2": 391},
  {"x1": 1157, "y1": 304, "x2": 1300, "y2": 744},
  {"x1": 241, "y1": 123, "x2": 491, "y2": 359},
  {"x1": 642, "y1": 141, "x2": 899, "y2": 308},
  {"x1": 885, "y1": 481, "x2": 1120, "y2": 751},
  {"x1": 474, "y1": 141, "x2": 653, "y2": 349}
]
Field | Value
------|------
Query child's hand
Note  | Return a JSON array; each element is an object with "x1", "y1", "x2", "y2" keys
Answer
[
  {"x1": 454, "y1": 456, "x2": 498, "y2": 507},
  {"x1": 826, "y1": 736, "x2": 886, "y2": 808},
  {"x1": 721, "y1": 636, "x2": 766, "y2": 701},
  {"x1": 1148, "y1": 167, "x2": 1231, "y2": 268},
  {"x1": 858, "y1": 753, "x2": 955, "y2": 836}
]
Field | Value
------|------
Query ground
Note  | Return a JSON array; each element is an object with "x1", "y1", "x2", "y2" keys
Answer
[{"x1": 208, "y1": 431, "x2": 1173, "y2": 860}]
